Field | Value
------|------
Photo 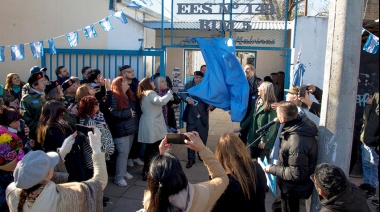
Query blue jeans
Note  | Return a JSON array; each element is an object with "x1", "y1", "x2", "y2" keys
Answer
[{"x1": 362, "y1": 144, "x2": 379, "y2": 188}]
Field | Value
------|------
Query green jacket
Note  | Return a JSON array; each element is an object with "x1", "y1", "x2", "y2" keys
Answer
[
  {"x1": 241, "y1": 104, "x2": 279, "y2": 148},
  {"x1": 20, "y1": 90, "x2": 44, "y2": 139}
]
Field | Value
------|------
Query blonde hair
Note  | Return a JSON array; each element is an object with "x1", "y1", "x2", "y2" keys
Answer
[
  {"x1": 258, "y1": 81, "x2": 277, "y2": 111},
  {"x1": 75, "y1": 84, "x2": 91, "y2": 102},
  {"x1": 215, "y1": 133, "x2": 257, "y2": 199}
]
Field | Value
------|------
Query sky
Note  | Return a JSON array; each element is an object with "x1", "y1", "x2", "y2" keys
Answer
[{"x1": 140, "y1": 0, "x2": 330, "y2": 21}]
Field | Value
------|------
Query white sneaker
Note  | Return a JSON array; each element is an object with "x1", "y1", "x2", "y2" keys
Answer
[
  {"x1": 133, "y1": 158, "x2": 144, "y2": 166},
  {"x1": 114, "y1": 178, "x2": 128, "y2": 187},
  {"x1": 124, "y1": 172, "x2": 133, "y2": 180},
  {"x1": 127, "y1": 159, "x2": 134, "y2": 167}
]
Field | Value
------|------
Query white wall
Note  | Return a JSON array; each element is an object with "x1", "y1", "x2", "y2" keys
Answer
[
  {"x1": 292, "y1": 17, "x2": 329, "y2": 89},
  {"x1": 0, "y1": 0, "x2": 110, "y2": 84},
  {"x1": 292, "y1": 16, "x2": 329, "y2": 122}
]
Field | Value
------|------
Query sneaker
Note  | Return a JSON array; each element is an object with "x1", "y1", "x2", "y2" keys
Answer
[
  {"x1": 373, "y1": 200, "x2": 379, "y2": 206},
  {"x1": 366, "y1": 187, "x2": 376, "y2": 199},
  {"x1": 127, "y1": 159, "x2": 134, "y2": 167},
  {"x1": 359, "y1": 183, "x2": 371, "y2": 191},
  {"x1": 133, "y1": 158, "x2": 144, "y2": 166},
  {"x1": 114, "y1": 178, "x2": 128, "y2": 187},
  {"x1": 124, "y1": 172, "x2": 133, "y2": 180}
]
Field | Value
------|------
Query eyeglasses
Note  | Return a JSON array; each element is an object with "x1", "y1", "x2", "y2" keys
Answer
[{"x1": 310, "y1": 173, "x2": 315, "y2": 183}]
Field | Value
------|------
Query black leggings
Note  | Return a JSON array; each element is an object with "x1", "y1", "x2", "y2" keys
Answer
[{"x1": 142, "y1": 140, "x2": 161, "y2": 176}]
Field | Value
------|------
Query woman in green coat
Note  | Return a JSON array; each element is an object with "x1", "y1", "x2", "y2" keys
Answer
[{"x1": 237, "y1": 81, "x2": 279, "y2": 160}]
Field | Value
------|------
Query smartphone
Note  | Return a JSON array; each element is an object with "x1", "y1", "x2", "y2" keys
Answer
[
  {"x1": 166, "y1": 133, "x2": 187, "y2": 144},
  {"x1": 299, "y1": 85, "x2": 308, "y2": 98},
  {"x1": 76, "y1": 124, "x2": 93, "y2": 135}
]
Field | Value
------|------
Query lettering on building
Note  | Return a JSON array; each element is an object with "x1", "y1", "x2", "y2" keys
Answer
[
  {"x1": 177, "y1": 3, "x2": 274, "y2": 15},
  {"x1": 179, "y1": 36, "x2": 276, "y2": 47}
]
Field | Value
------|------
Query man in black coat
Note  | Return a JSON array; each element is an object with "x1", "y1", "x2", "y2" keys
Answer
[
  {"x1": 240, "y1": 64, "x2": 260, "y2": 144},
  {"x1": 300, "y1": 84, "x2": 323, "y2": 117},
  {"x1": 265, "y1": 101, "x2": 318, "y2": 212},
  {"x1": 180, "y1": 71, "x2": 213, "y2": 168},
  {"x1": 312, "y1": 163, "x2": 370, "y2": 212}
]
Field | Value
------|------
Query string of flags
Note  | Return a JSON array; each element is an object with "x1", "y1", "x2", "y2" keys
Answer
[
  {"x1": 0, "y1": 0, "x2": 153, "y2": 62},
  {"x1": 362, "y1": 27, "x2": 379, "y2": 54}
]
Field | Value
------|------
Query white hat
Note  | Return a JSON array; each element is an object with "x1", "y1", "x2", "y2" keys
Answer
[{"x1": 14, "y1": 151, "x2": 60, "y2": 189}]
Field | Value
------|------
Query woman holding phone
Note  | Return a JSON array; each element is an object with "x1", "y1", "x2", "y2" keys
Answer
[
  {"x1": 137, "y1": 77, "x2": 173, "y2": 181},
  {"x1": 37, "y1": 100, "x2": 87, "y2": 182}
]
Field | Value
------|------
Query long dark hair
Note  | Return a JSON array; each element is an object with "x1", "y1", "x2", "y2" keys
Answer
[
  {"x1": 37, "y1": 100, "x2": 68, "y2": 145},
  {"x1": 147, "y1": 153, "x2": 188, "y2": 212},
  {"x1": 18, "y1": 184, "x2": 42, "y2": 212}
]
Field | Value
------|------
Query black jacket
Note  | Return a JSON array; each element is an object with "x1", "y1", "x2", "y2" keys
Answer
[
  {"x1": 268, "y1": 115, "x2": 318, "y2": 199},
  {"x1": 319, "y1": 183, "x2": 370, "y2": 212},
  {"x1": 108, "y1": 94, "x2": 137, "y2": 138},
  {"x1": 242, "y1": 75, "x2": 260, "y2": 123},
  {"x1": 212, "y1": 161, "x2": 267, "y2": 212},
  {"x1": 309, "y1": 86, "x2": 323, "y2": 117}
]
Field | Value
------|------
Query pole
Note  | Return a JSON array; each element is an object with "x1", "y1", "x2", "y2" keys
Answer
[{"x1": 310, "y1": 0, "x2": 364, "y2": 211}]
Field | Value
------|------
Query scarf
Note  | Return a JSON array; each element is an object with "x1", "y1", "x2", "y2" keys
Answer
[
  {"x1": 156, "y1": 89, "x2": 169, "y2": 125},
  {"x1": 12, "y1": 85, "x2": 21, "y2": 95}
]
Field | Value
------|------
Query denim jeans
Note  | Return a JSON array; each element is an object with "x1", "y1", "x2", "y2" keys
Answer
[
  {"x1": 362, "y1": 144, "x2": 379, "y2": 188},
  {"x1": 114, "y1": 135, "x2": 134, "y2": 181}
]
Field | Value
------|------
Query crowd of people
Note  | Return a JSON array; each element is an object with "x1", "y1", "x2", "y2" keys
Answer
[{"x1": 0, "y1": 63, "x2": 378, "y2": 212}]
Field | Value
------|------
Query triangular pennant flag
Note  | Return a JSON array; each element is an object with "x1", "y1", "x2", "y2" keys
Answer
[
  {"x1": 82, "y1": 25, "x2": 98, "y2": 39},
  {"x1": 113, "y1": 11, "x2": 128, "y2": 24},
  {"x1": 66, "y1": 31, "x2": 79, "y2": 48},
  {"x1": 363, "y1": 33, "x2": 379, "y2": 54},
  {"x1": 48, "y1": 39, "x2": 57, "y2": 54},
  {"x1": 10, "y1": 44, "x2": 24, "y2": 61},
  {"x1": 30, "y1": 41, "x2": 44, "y2": 59},
  {"x1": 127, "y1": 1, "x2": 142, "y2": 9},
  {"x1": 0, "y1": 46, "x2": 4, "y2": 62},
  {"x1": 99, "y1": 18, "x2": 113, "y2": 32},
  {"x1": 140, "y1": 0, "x2": 153, "y2": 6}
]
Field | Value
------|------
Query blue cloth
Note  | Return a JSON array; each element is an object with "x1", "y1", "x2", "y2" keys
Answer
[
  {"x1": 127, "y1": 1, "x2": 142, "y2": 9},
  {"x1": 113, "y1": 11, "x2": 128, "y2": 24},
  {"x1": 188, "y1": 38, "x2": 249, "y2": 122},
  {"x1": 0, "y1": 46, "x2": 4, "y2": 62},
  {"x1": 292, "y1": 63, "x2": 306, "y2": 87},
  {"x1": 258, "y1": 157, "x2": 277, "y2": 197},
  {"x1": 99, "y1": 18, "x2": 113, "y2": 32},
  {"x1": 48, "y1": 39, "x2": 57, "y2": 54},
  {"x1": 10, "y1": 44, "x2": 24, "y2": 61},
  {"x1": 30, "y1": 41, "x2": 44, "y2": 59},
  {"x1": 66, "y1": 31, "x2": 79, "y2": 48},
  {"x1": 362, "y1": 144, "x2": 379, "y2": 187},
  {"x1": 82, "y1": 25, "x2": 98, "y2": 39},
  {"x1": 363, "y1": 33, "x2": 379, "y2": 54}
]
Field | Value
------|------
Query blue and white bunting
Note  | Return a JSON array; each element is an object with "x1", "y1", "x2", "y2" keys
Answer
[
  {"x1": 127, "y1": 1, "x2": 142, "y2": 9},
  {"x1": 30, "y1": 41, "x2": 44, "y2": 59},
  {"x1": 0, "y1": 46, "x2": 4, "y2": 62},
  {"x1": 10, "y1": 44, "x2": 24, "y2": 61},
  {"x1": 140, "y1": 0, "x2": 153, "y2": 6},
  {"x1": 48, "y1": 39, "x2": 57, "y2": 54},
  {"x1": 99, "y1": 18, "x2": 113, "y2": 32},
  {"x1": 66, "y1": 31, "x2": 79, "y2": 48},
  {"x1": 82, "y1": 25, "x2": 98, "y2": 39},
  {"x1": 363, "y1": 33, "x2": 379, "y2": 54},
  {"x1": 114, "y1": 11, "x2": 128, "y2": 24}
]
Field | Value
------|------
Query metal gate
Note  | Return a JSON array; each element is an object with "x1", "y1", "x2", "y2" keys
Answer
[{"x1": 41, "y1": 48, "x2": 164, "y2": 80}]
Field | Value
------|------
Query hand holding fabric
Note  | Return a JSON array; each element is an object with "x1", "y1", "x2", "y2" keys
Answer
[
  {"x1": 59, "y1": 132, "x2": 78, "y2": 160},
  {"x1": 88, "y1": 127, "x2": 102, "y2": 154}
]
